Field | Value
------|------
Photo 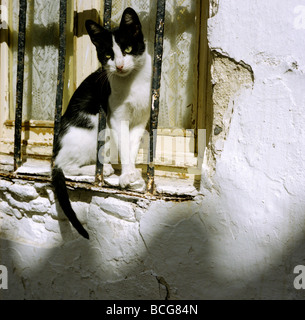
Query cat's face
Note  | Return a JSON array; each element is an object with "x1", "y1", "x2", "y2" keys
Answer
[{"x1": 86, "y1": 8, "x2": 146, "y2": 78}]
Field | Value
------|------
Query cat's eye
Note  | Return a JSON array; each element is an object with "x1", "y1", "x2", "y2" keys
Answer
[
  {"x1": 105, "y1": 54, "x2": 111, "y2": 59},
  {"x1": 124, "y1": 46, "x2": 132, "y2": 54}
]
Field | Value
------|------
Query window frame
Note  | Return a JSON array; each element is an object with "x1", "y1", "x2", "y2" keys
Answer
[{"x1": 0, "y1": 0, "x2": 209, "y2": 191}]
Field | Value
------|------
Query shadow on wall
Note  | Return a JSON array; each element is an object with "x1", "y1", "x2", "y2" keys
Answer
[
  {"x1": 2, "y1": 0, "x2": 305, "y2": 300},
  {"x1": 0, "y1": 196, "x2": 208, "y2": 300},
  {"x1": 1, "y1": 191, "x2": 305, "y2": 300}
]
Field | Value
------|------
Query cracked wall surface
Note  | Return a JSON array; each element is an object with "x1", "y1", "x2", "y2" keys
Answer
[
  {"x1": 0, "y1": 180, "x2": 202, "y2": 300},
  {"x1": 204, "y1": 51, "x2": 254, "y2": 177},
  {"x1": 2, "y1": 0, "x2": 305, "y2": 300}
]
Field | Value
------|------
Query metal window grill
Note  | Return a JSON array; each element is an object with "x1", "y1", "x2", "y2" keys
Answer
[
  {"x1": 13, "y1": 0, "x2": 166, "y2": 195},
  {"x1": 13, "y1": 0, "x2": 27, "y2": 171}
]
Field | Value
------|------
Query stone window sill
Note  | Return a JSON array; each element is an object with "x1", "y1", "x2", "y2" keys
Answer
[{"x1": 0, "y1": 155, "x2": 199, "y2": 200}]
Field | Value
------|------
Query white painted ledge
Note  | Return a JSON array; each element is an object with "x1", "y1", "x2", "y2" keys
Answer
[{"x1": 0, "y1": 155, "x2": 199, "y2": 197}]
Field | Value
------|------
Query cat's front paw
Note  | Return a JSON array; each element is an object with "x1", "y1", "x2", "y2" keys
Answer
[
  {"x1": 103, "y1": 164, "x2": 115, "y2": 177},
  {"x1": 119, "y1": 169, "x2": 145, "y2": 191}
]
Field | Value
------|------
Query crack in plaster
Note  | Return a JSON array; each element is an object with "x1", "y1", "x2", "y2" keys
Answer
[
  {"x1": 156, "y1": 276, "x2": 171, "y2": 300},
  {"x1": 138, "y1": 222, "x2": 150, "y2": 255}
]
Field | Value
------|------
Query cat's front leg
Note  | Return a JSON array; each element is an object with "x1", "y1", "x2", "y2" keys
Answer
[
  {"x1": 119, "y1": 124, "x2": 146, "y2": 190},
  {"x1": 119, "y1": 169, "x2": 143, "y2": 189},
  {"x1": 109, "y1": 109, "x2": 146, "y2": 191},
  {"x1": 104, "y1": 163, "x2": 115, "y2": 177}
]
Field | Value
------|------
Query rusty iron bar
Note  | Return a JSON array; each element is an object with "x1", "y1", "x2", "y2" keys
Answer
[
  {"x1": 147, "y1": 0, "x2": 166, "y2": 194},
  {"x1": 14, "y1": 0, "x2": 27, "y2": 171},
  {"x1": 103, "y1": 0, "x2": 112, "y2": 30},
  {"x1": 95, "y1": 0, "x2": 112, "y2": 185},
  {"x1": 52, "y1": 0, "x2": 67, "y2": 166}
]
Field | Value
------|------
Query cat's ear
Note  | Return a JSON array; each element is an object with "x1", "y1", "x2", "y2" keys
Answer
[
  {"x1": 86, "y1": 20, "x2": 108, "y2": 47},
  {"x1": 120, "y1": 7, "x2": 142, "y2": 37}
]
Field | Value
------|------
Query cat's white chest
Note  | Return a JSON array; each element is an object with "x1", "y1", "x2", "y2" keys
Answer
[
  {"x1": 129, "y1": 72, "x2": 151, "y2": 109},
  {"x1": 109, "y1": 52, "x2": 152, "y2": 114}
]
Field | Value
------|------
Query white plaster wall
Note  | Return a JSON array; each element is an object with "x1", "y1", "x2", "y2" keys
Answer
[
  {"x1": 200, "y1": 0, "x2": 305, "y2": 299},
  {"x1": 1, "y1": 0, "x2": 305, "y2": 299}
]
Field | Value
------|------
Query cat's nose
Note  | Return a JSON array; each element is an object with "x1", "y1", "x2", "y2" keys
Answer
[{"x1": 116, "y1": 65, "x2": 124, "y2": 72}]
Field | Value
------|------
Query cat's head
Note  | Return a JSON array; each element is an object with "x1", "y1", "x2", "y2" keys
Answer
[{"x1": 86, "y1": 8, "x2": 146, "y2": 77}]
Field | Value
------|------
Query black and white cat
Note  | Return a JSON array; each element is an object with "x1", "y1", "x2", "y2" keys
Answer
[{"x1": 52, "y1": 8, "x2": 152, "y2": 239}]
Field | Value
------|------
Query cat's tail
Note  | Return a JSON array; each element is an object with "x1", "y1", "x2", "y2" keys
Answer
[{"x1": 52, "y1": 166, "x2": 90, "y2": 239}]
